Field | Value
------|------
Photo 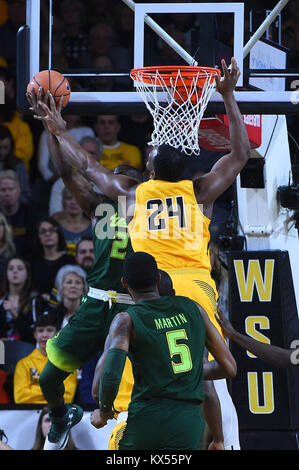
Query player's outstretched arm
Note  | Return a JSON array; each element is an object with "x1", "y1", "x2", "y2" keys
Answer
[
  {"x1": 216, "y1": 308, "x2": 298, "y2": 368},
  {"x1": 33, "y1": 94, "x2": 137, "y2": 203},
  {"x1": 90, "y1": 312, "x2": 133, "y2": 429},
  {"x1": 197, "y1": 304, "x2": 237, "y2": 380},
  {"x1": 194, "y1": 58, "x2": 251, "y2": 204},
  {"x1": 28, "y1": 89, "x2": 103, "y2": 218}
]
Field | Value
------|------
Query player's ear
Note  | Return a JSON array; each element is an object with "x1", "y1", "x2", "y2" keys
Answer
[
  {"x1": 157, "y1": 272, "x2": 161, "y2": 285},
  {"x1": 121, "y1": 277, "x2": 128, "y2": 289}
]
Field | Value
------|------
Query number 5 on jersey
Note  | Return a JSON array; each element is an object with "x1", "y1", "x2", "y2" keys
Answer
[{"x1": 166, "y1": 329, "x2": 193, "y2": 374}]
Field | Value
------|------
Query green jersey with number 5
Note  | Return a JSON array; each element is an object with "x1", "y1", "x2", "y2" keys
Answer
[
  {"x1": 126, "y1": 295, "x2": 206, "y2": 403},
  {"x1": 86, "y1": 197, "x2": 133, "y2": 292}
]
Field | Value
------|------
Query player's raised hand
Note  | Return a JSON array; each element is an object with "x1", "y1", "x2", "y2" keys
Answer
[
  {"x1": 215, "y1": 57, "x2": 240, "y2": 96},
  {"x1": 215, "y1": 307, "x2": 236, "y2": 339},
  {"x1": 33, "y1": 93, "x2": 66, "y2": 136}
]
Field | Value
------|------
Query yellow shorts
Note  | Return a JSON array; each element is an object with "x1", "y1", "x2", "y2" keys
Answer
[
  {"x1": 166, "y1": 268, "x2": 225, "y2": 359},
  {"x1": 108, "y1": 419, "x2": 127, "y2": 450}
]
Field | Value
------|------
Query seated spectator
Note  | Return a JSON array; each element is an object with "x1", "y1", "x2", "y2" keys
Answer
[
  {"x1": 0, "y1": 67, "x2": 34, "y2": 171},
  {"x1": 0, "y1": 211, "x2": 15, "y2": 277},
  {"x1": 0, "y1": 0, "x2": 26, "y2": 67},
  {"x1": 0, "y1": 256, "x2": 49, "y2": 343},
  {"x1": 87, "y1": 54, "x2": 125, "y2": 92},
  {"x1": 53, "y1": 264, "x2": 88, "y2": 329},
  {"x1": 38, "y1": 114, "x2": 94, "y2": 183},
  {"x1": 31, "y1": 405, "x2": 78, "y2": 450},
  {"x1": 93, "y1": 115, "x2": 142, "y2": 170},
  {"x1": 0, "y1": 125, "x2": 30, "y2": 204},
  {"x1": 52, "y1": 187, "x2": 93, "y2": 257},
  {"x1": 78, "y1": 21, "x2": 131, "y2": 88},
  {"x1": 59, "y1": 0, "x2": 89, "y2": 68},
  {"x1": 0, "y1": 170, "x2": 36, "y2": 255},
  {"x1": 75, "y1": 236, "x2": 94, "y2": 274},
  {"x1": 13, "y1": 313, "x2": 78, "y2": 404},
  {"x1": 28, "y1": 217, "x2": 76, "y2": 299},
  {"x1": 49, "y1": 135, "x2": 103, "y2": 215}
]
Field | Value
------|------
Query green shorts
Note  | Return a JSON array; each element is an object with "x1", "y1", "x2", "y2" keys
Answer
[
  {"x1": 46, "y1": 296, "x2": 129, "y2": 373},
  {"x1": 119, "y1": 397, "x2": 204, "y2": 450}
]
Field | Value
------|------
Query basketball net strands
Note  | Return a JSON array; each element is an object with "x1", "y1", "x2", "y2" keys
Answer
[{"x1": 131, "y1": 66, "x2": 220, "y2": 155}]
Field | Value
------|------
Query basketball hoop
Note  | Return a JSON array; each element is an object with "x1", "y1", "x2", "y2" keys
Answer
[{"x1": 130, "y1": 65, "x2": 220, "y2": 155}]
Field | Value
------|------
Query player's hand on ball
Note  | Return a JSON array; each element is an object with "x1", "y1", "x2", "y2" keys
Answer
[
  {"x1": 90, "y1": 408, "x2": 114, "y2": 429},
  {"x1": 215, "y1": 57, "x2": 240, "y2": 96},
  {"x1": 34, "y1": 93, "x2": 66, "y2": 136}
]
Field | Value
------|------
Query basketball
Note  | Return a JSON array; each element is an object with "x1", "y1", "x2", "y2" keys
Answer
[{"x1": 27, "y1": 70, "x2": 71, "y2": 108}]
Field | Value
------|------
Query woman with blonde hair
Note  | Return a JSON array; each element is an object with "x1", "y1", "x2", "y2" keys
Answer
[{"x1": 53, "y1": 264, "x2": 88, "y2": 329}]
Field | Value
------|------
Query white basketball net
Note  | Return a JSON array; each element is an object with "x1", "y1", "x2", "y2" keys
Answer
[{"x1": 131, "y1": 68, "x2": 218, "y2": 155}]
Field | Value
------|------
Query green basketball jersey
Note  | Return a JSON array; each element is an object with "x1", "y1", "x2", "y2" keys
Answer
[
  {"x1": 86, "y1": 197, "x2": 133, "y2": 292},
  {"x1": 126, "y1": 295, "x2": 206, "y2": 404}
]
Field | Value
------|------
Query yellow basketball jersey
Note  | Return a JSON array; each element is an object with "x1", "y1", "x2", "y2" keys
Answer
[{"x1": 129, "y1": 179, "x2": 212, "y2": 271}]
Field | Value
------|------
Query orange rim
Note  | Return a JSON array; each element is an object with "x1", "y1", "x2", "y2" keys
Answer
[{"x1": 130, "y1": 65, "x2": 220, "y2": 88}]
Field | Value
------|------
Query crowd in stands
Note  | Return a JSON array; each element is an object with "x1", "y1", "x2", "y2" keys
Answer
[{"x1": 0, "y1": 0, "x2": 298, "y2": 410}]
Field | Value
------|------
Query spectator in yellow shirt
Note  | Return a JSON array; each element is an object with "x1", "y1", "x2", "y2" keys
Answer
[
  {"x1": 0, "y1": 67, "x2": 34, "y2": 171},
  {"x1": 93, "y1": 115, "x2": 142, "y2": 171},
  {"x1": 13, "y1": 313, "x2": 78, "y2": 404}
]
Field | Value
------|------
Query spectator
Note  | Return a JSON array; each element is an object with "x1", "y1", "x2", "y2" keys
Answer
[
  {"x1": 58, "y1": 0, "x2": 89, "y2": 68},
  {"x1": 13, "y1": 313, "x2": 78, "y2": 404},
  {"x1": 53, "y1": 264, "x2": 88, "y2": 329},
  {"x1": 0, "y1": 0, "x2": 26, "y2": 67},
  {"x1": 75, "y1": 236, "x2": 94, "y2": 274},
  {"x1": 28, "y1": 216, "x2": 76, "y2": 299},
  {"x1": 38, "y1": 114, "x2": 94, "y2": 183},
  {"x1": 0, "y1": 67, "x2": 34, "y2": 171},
  {"x1": 0, "y1": 211, "x2": 15, "y2": 277},
  {"x1": 88, "y1": 54, "x2": 123, "y2": 92},
  {"x1": 0, "y1": 256, "x2": 48, "y2": 343},
  {"x1": 0, "y1": 170, "x2": 35, "y2": 255},
  {"x1": 49, "y1": 135, "x2": 103, "y2": 215},
  {"x1": 79, "y1": 21, "x2": 131, "y2": 88},
  {"x1": 52, "y1": 187, "x2": 93, "y2": 257},
  {"x1": 0, "y1": 125, "x2": 30, "y2": 204},
  {"x1": 31, "y1": 405, "x2": 78, "y2": 450},
  {"x1": 93, "y1": 115, "x2": 142, "y2": 170}
]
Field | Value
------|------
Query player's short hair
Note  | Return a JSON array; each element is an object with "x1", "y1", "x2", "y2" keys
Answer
[
  {"x1": 113, "y1": 164, "x2": 143, "y2": 183},
  {"x1": 123, "y1": 252, "x2": 158, "y2": 291},
  {"x1": 158, "y1": 270, "x2": 175, "y2": 296},
  {"x1": 153, "y1": 144, "x2": 184, "y2": 182}
]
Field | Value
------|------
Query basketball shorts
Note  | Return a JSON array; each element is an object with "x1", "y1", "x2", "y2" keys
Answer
[
  {"x1": 165, "y1": 267, "x2": 223, "y2": 338},
  {"x1": 118, "y1": 398, "x2": 204, "y2": 450},
  {"x1": 108, "y1": 412, "x2": 128, "y2": 450},
  {"x1": 46, "y1": 296, "x2": 129, "y2": 373}
]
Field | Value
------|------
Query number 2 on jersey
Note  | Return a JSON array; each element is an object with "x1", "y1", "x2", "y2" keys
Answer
[
  {"x1": 166, "y1": 329, "x2": 193, "y2": 374},
  {"x1": 110, "y1": 230, "x2": 129, "y2": 260}
]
